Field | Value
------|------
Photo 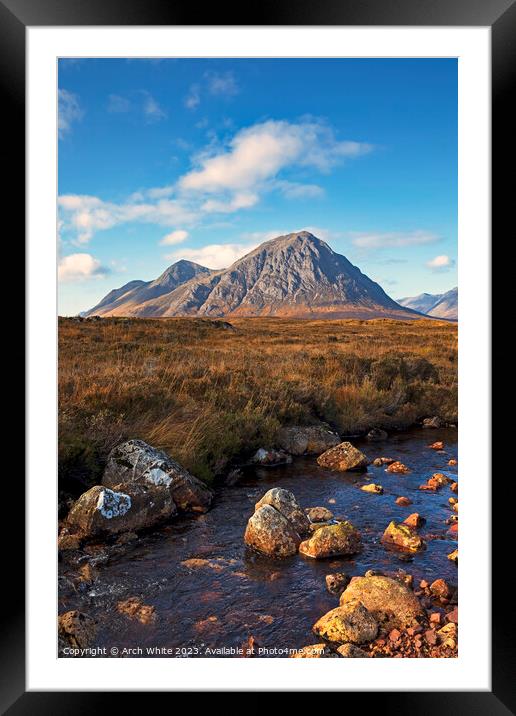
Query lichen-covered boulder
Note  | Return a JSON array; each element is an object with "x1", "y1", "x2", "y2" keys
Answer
[
  {"x1": 312, "y1": 600, "x2": 378, "y2": 645},
  {"x1": 64, "y1": 484, "x2": 177, "y2": 540},
  {"x1": 317, "y1": 442, "x2": 369, "y2": 472},
  {"x1": 244, "y1": 505, "x2": 301, "y2": 558},
  {"x1": 340, "y1": 575, "x2": 424, "y2": 629},
  {"x1": 306, "y1": 506, "x2": 334, "y2": 523},
  {"x1": 255, "y1": 488, "x2": 310, "y2": 537},
  {"x1": 278, "y1": 423, "x2": 341, "y2": 456},
  {"x1": 381, "y1": 520, "x2": 425, "y2": 552},
  {"x1": 103, "y1": 439, "x2": 212, "y2": 513},
  {"x1": 299, "y1": 521, "x2": 361, "y2": 559},
  {"x1": 290, "y1": 644, "x2": 339, "y2": 658}
]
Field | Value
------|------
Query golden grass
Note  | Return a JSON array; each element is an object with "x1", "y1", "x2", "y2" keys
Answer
[{"x1": 58, "y1": 316, "x2": 457, "y2": 490}]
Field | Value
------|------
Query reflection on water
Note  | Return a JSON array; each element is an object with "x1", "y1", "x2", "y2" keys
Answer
[{"x1": 59, "y1": 428, "x2": 457, "y2": 657}]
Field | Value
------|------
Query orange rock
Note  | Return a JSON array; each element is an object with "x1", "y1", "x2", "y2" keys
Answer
[
  {"x1": 381, "y1": 521, "x2": 425, "y2": 552},
  {"x1": 424, "y1": 629, "x2": 437, "y2": 645},
  {"x1": 446, "y1": 606, "x2": 458, "y2": 624},
  {"x1": 116, "y1": 597, "x2": 156, "y2": 624},
  {"x1": 428, "y1": 441, "x2": 444, "y2": 450},
  {"x1": 430, "y1": 578, "x2": 452, "y2": 599},
  {"x1": 448, "y1": 522, "x2": 458, "y2": 537},
  {"x1": 402, "y1": 513, "x2": 425, "y2": 529},
  {"x1": 395, "y1": 496, "x2": 412, "y2": 506},
  {"x1": 448, "y1": 459, "x2": 457, "y2": 466},
  {"x1": 386, "y1": 461, "x2": 410, "y2": 474}
]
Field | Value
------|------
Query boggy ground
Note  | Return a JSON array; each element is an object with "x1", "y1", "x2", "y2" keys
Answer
[{"x1": 59, "y1": 316, "x2": 457, "y2": 503}]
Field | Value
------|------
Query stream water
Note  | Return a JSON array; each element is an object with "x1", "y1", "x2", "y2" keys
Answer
[{"x1": 59, "y1": 427, "x2": 457, "y2": 657}]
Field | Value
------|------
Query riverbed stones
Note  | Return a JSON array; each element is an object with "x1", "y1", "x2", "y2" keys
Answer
[
  {"x1": 116, "y1": 597, "x2": 156, "y2": 624},
  {"x1": 325, "y1": 572, "x2": 351, "y2": 595},
  {"x1": 420, "y1": 472, "x2": 452, "y2": 491},
  {"x1": 278, "y1": 423, "x2": 341, "y2": 456},
  {"x1": 402, "y1": 513, "x2": 425, "y2": 529},
  {"x1": 428, "y1": 441, "x2": 444, "y2": 450},
  {"x1": 361, "y1": 483, "x2": 383, "y2": 494},
  {"x1": 367, "y1": 428, "x2": 388, "y2": 441},
  {"x1": 252, "y1": 448, "x2": 292, "y2": 466},
  {"x1": 306, "y1": 506, "x2": 334, "y2": 523},
  {"x1": 423, "y1": 416, "x2": 443, "y2": 428},
  {"x1": 299, "y1": 521, "x2": 361, "y2": 559},
  {"x1": 337, "y1": 643, "x2": 369, "y2": 657},
  {"x1": 103, "y1": 439, "x2": 213, "y2": 514},
  {"x1": 63, "y1": 484, "x2": 177, "y2": 540},
  {"x1": 255, "y1": 488, "x2": 310, "y2": 537},
  {"x1": 340, "y1": 575, "x2": 425, "y2": 629},
  {"x1": 395, "y1": 496, "x2": 412, "y2": 506},
  {"x1": 381, "y1": 520, "x2": 425, "y2": 553},
  {"x1": 447, "y1": 548, "x2": 458, "y2": 563},
  {"x1": 244, "y1": 504, "x2": 301, "y2": 557},
  {"x1": 313, "y1": 600, "x2": 378, "y2": 645},
  {"x1": 317, "y1": 442, "x2": 369, "y2": 472},
  {"x1": 386, "y1": 461, "x2": 410, "y2": 474},
  {"x1": 58, "y1": 610, "x2": 97, "y2": 649},
  {"x1": 373, "y1": 457, "x2": 395, "y2": 466},
  {"x1": 430, "y1": 578, "x2": 452, "y2": 600}
]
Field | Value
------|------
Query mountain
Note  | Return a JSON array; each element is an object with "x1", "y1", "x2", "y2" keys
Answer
[
  {"x1": 398, "y1": 287, "x2": 457, "y2": 320},
  {"x1": 85, "y1": 231, "x2": 422, "y2": 320},
  {"x1": 84, "y1": 260, "x2": 213, "y2": 317}
]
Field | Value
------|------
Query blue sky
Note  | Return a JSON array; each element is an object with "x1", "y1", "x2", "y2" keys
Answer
[{"x1": 58, "y1": 58, "x2": 457, "y2": 315}]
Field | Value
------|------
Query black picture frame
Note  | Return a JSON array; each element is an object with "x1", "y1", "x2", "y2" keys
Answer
[{"x1": 3, "y1": 0, "x2": 510, "y2": 709}]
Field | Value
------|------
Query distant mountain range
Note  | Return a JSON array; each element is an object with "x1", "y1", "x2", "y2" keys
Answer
[
  {"x1": 84, "y1": 231, "x2": 431, "y2": 320},
  {"x1": 397, "y1": 287, "x2": 458, "y2": 320}
]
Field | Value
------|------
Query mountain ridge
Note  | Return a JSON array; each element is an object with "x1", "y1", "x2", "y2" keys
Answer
[
  {"x1": 398, "y1": 287, "x2": 457, "y2": 320},
  {"x1": 84, "y1": 231, "x2": 425, "y2": 320}
]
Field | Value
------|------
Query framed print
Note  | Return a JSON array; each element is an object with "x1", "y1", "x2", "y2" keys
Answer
[{"x1": 2, "y1": 0, "x2": 511, "y2": 708}]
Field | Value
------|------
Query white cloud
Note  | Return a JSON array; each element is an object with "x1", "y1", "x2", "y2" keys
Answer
[
  {"x1": 179, "y1": 120, "x2": 371, "y2": 194},
  {"x1": 166, "y1": 242, "x2": 258, "y2": 270},
  {"x1": 351, "y1": 230, "x2": 441, "y2": 250},
  {"x1": 142, "y1": 92, "x2": 166, "y2": 121},
  {"x1": 58, "y1": 194, "x2": 196, "y2": 244},
  {"x1": 201, "y1": 192, "x2": 259, "y2": 213},
  {"x1": 205, "y1": 71, "x2": 239, "y2": 97},
  {"x1": 184, "y1": 84, "x2": 201, "y2": 110},
  {"x1": 274, "y1": 181, "x2": 324, "y2": 199},
  {"x1": 159, "y1": 229, "x2": 189, "y2": 246},
  {"x1": 58, "y1": 120, "x2": 372, "y2": 243},
  {"x1": 107, "y1": 94, "x2": 131, "y2": 113},
  {"x1": 58, "y1": 253, "x2": 110, "y2": 282},
  {"x1": 426, "y1": 254, "x2": 455, "y2": 271},
  {"x1": 58, "y1": 89, "x2": 83, "y2": 138}
]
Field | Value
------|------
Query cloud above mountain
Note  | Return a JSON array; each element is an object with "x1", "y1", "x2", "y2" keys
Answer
[
  {"x1": 58, "y1": 253, "x2": 110, "y2": 282},
  {"x1": 426, "y1": 254, "x2": 455, "y2": 272},
  {"x1": 58, "y1": 118, "x2": 372, "y2": 244}
]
